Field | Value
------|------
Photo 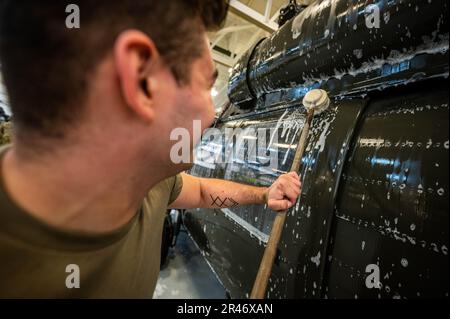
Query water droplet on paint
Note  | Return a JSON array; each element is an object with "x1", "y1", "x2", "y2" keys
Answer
[
  {"x1": 418, "y1": 184, "x2": 424, "y2": 194},
  {"x1": 401, "y1": 258, "x2": 408, "y2": 267}
]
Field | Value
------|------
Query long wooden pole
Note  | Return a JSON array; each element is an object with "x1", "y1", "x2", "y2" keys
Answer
[{"x1": 250, "y1": 109, "x2": 315, "y2": 299}]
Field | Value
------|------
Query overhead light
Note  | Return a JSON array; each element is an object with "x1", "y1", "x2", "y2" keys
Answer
[{"x1": 211, "y1": 87, "x2": 218, "y2": 97}]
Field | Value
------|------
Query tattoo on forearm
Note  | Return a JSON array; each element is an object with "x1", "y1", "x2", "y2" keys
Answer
[{"x1": 210, "y1": 194, "x2": 239, "y2": 208}]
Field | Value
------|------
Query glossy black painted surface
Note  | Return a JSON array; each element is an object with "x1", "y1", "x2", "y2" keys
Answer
[
  {"x1": 324, "y1": 81, "x2": 449, "y2": 299},
  {"x1": 229, "y1": 0, "x2": 448, "y2": 111},
  {"x1": 185, "y1": 0, "x2": 449, "y2": 299}
]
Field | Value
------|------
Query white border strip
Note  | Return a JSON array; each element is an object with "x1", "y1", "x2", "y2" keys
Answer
[{"x1": 221, "y1": 208, "x2": 269, "y2": 243}]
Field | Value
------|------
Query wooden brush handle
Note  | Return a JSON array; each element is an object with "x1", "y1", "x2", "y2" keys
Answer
[{"x1": 250, "y1": 109, "x2": 314, "y2": 299}]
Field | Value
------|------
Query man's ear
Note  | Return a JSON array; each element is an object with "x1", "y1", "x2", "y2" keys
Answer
[{"x1": 113, "y1": 30, "x2": 159, "y2": 123}]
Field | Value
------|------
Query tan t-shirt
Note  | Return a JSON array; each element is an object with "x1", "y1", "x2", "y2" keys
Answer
[{"x1": 0, "y1": 145, "x2": 183, "y2": 298}]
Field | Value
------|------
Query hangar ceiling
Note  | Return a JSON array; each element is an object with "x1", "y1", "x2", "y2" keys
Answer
[{"x1": 208, "y1": 0, "x2": 292, "y2": 112}]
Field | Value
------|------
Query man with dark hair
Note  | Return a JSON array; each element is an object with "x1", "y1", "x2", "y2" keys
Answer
[{"x1": 0, "y1": 1, "x2": 301, "y2": 298}]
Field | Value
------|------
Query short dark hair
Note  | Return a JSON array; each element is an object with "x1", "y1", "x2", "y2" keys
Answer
[{"x1": 0, "y1": 1, "x2": 228, "y2": 139}]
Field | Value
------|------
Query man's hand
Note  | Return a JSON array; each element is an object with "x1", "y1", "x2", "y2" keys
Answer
[{"x1": 265, "y1": 172, "x2": 302, "y2": 211}]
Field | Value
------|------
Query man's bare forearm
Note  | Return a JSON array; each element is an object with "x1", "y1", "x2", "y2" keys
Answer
[
  {"x1": 169, "y1": 172, "x2": 300, "y2": 212},
  {"x1": 198, "y1": 178, "x2": 267, "y2": 209}
]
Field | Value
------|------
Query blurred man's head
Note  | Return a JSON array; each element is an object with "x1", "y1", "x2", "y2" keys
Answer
[{"x1": 0, "y1": 0, "x2": 227, "y2": 175}]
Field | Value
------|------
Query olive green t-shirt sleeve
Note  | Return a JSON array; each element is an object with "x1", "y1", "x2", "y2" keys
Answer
[{"x1": 167, "y1": 173, "x2": 183, "y2": 205}]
